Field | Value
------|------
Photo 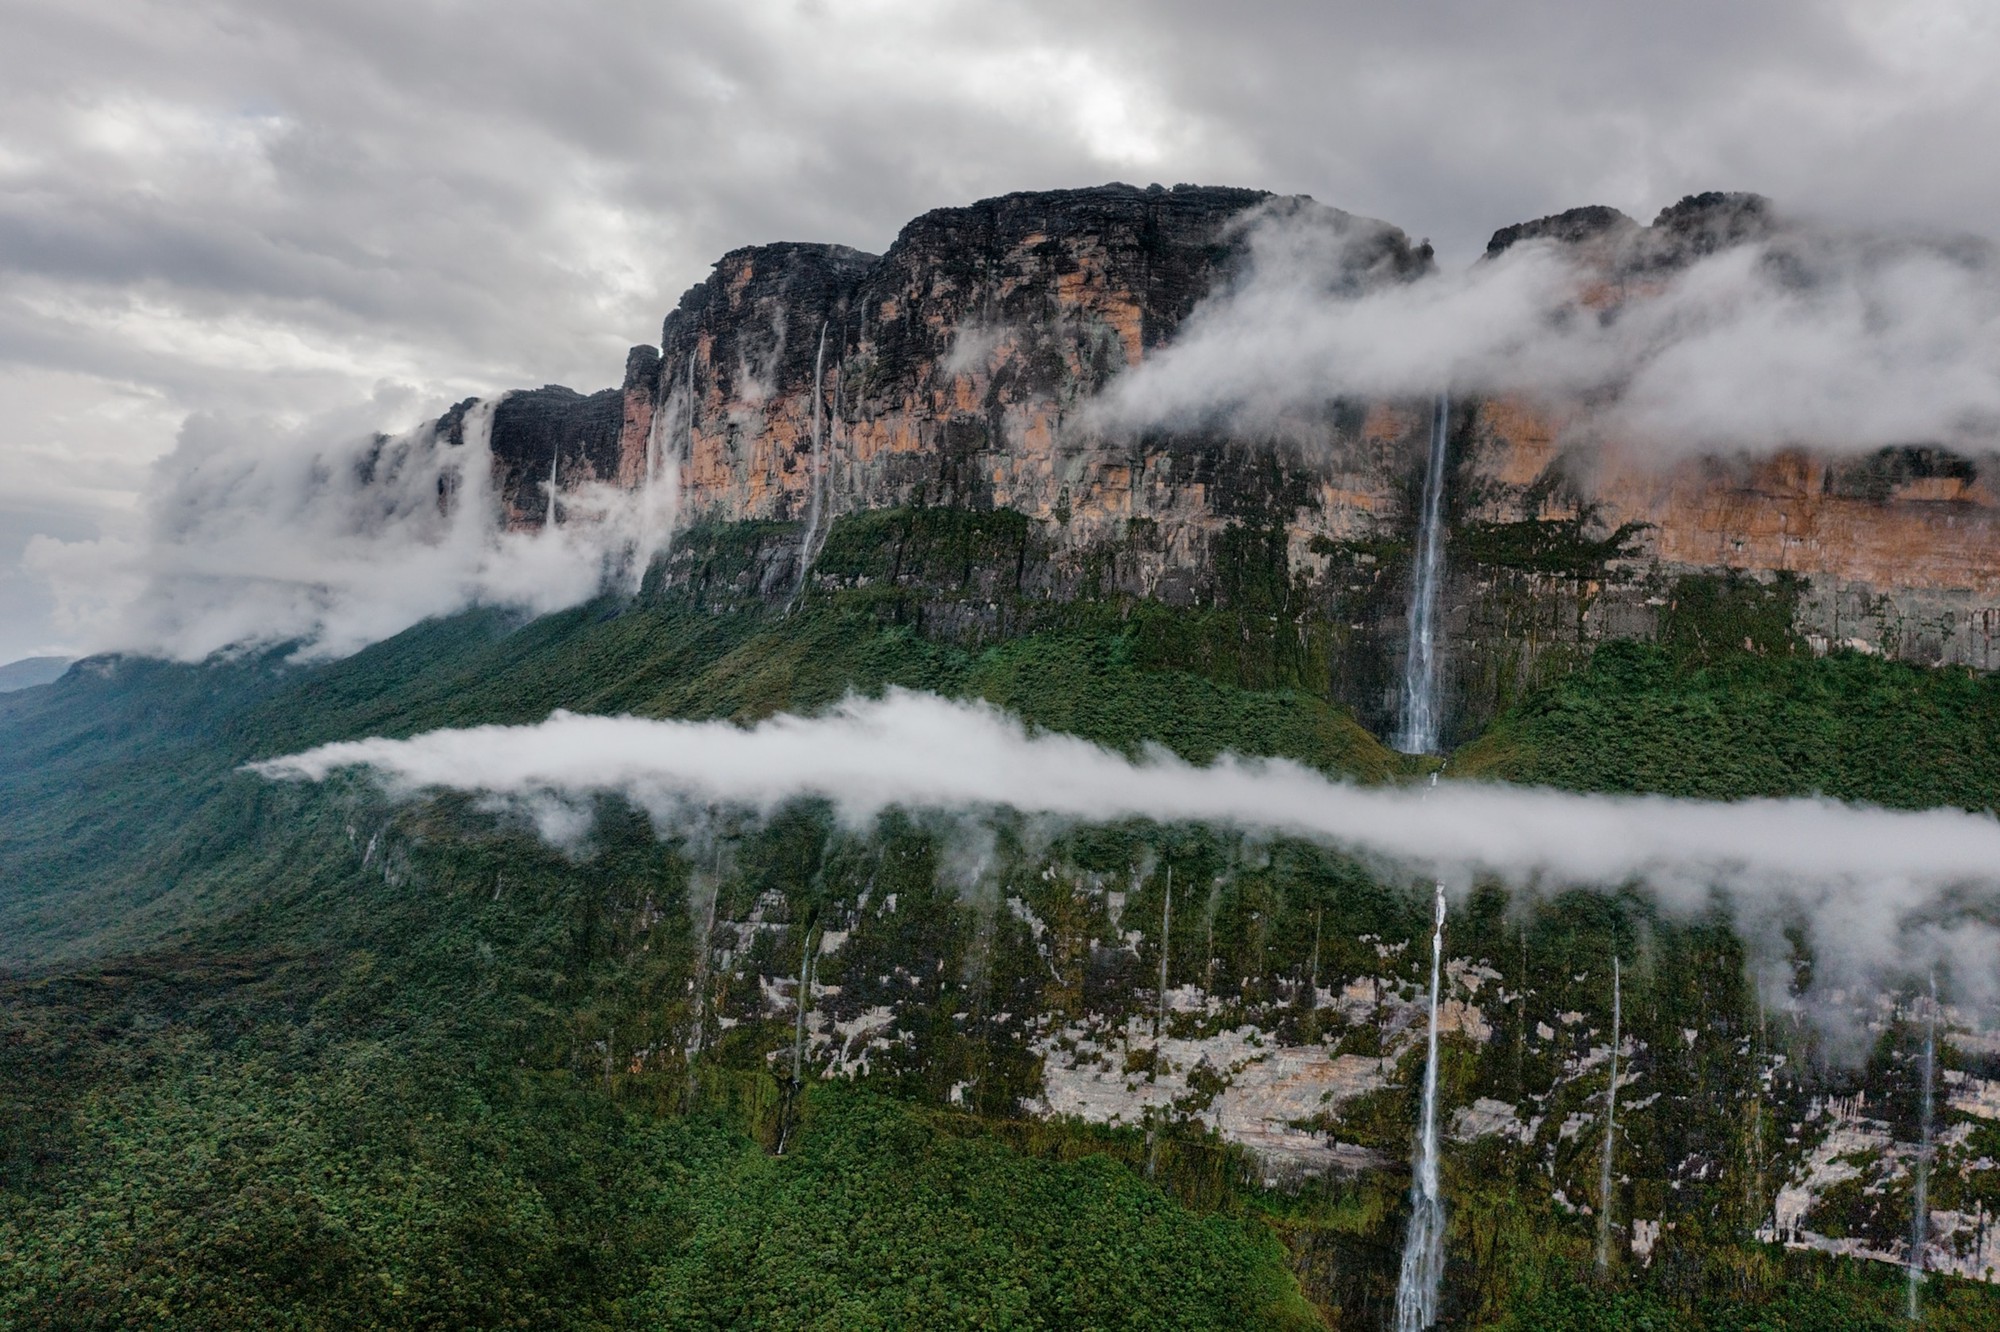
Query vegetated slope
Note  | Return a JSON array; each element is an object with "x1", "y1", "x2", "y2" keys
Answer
[
  {"x1": 0, "y1": 514, "x2": 1387, "y2": 1330},
  {"x1": 0, "y1": 526, "x2": 1392, "y2": 970},
  {"x1": 1454, "y1": 576, "x2": 2000, "y2": 808},
  {"x1": 0, "y1": 656, "x2": 69, "y2": 693},
  {"x1": 5, "y1": 526, "x2": 2000, "y2": 1330}
]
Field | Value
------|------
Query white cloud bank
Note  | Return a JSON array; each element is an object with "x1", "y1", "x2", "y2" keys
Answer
[
  {"x1": 253, "y1": 689, "x2": 2000, "y2": 1006},
  {"x1": 29, "y1": 393, "x2": 679, "y2": 662},
  {"x1": 1100, "y1": 202, "x2": 2000, "y2": 456}
]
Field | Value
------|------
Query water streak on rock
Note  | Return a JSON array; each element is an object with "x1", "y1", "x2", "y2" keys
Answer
[
  {"x1": 1394, "y1": 881, "x2": 1449, "y2": 1331},
  {"x1": 1397, "y1": 394, "x2": 1451, "y2": 753}
]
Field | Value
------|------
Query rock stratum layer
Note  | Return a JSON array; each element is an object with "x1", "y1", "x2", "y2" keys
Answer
[{"x1": 462, "y1": 183, "x2": 2000, "y2": 744}]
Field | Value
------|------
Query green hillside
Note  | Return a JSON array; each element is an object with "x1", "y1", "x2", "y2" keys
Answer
[{"x1": 2, "y1": 518, "x2": 1996, "y2": 1329}]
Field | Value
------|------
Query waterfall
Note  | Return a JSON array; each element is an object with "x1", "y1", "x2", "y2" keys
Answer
[
  {"x1": 1396, "y1": 394, "x2": 1451, "y2": 754},
  {"x1": 1749, "y1": 1002, "x2": 1767, "y2": 1230},
  {"x1": 545, "y1": 444, "x2": 561, "y2": 531},
  {"x1": 682, "y1": 844, "x2": 723, "y2": 1111},
  {"x1": 777, "y1": 920, "x2": 817, "y2": 1156},
  {"x1": 1147, "y1": 865, "x2": 1172, "y2": 1179},
  {"x1": 1597, "y1": 955, "x2": 1622, "y2": 1275},
  {"x1": 1155, "y1": 866, "x2": 1174, "y2": 1039},
  {"x1": 632, "y1": 351, "x2": 687, "y2": 588},
  {"x1": 794, "y1": 321, "x2": 831, "y2": 603},
  {"x1": 1394, "y1": 881, "x2": 1449, "y2": 1332},
  {"x1": 1908, "y1": 972, "x2": 1938, "y2": 1320}
]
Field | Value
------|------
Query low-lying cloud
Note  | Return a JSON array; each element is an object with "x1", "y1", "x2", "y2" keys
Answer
[
  {"x1": 28, "y1": 392, "x2": 678, "y2": 662},
  {"x1": 1100, "y1": 201, "x2": 2000, "y2": 456},
  {"x1": 254, "y1": 689, "x2": 2000, "y2": 1009}
]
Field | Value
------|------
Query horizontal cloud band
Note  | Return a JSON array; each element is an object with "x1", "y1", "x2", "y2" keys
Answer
[{"x1": 254, "y1": 689, "x2": 2000, "y2": 903}]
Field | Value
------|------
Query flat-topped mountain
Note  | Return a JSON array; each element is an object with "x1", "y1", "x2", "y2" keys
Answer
[{"x1": 442, "y1": 183, "x2": 2000, "y2": 745}]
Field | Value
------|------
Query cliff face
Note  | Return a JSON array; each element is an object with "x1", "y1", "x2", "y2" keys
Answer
[{"x1": 474, "y1": 184, "x2": 2000, "y2": 742}]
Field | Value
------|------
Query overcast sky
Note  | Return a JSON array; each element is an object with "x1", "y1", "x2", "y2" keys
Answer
[{"x1": 4, "y1": 0, "x2": 1998, "y2": 660}]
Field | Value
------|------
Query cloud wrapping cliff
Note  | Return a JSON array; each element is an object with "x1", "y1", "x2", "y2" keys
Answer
[
  {"x1": 1102, "y1": 202, "x2": 2000, "y2": 455},
  {"x1": 30, "y1": 395, "x2": 678, "y2": 661},
  {"x1": 254, "y1": 689, "x2": 2000, "y2": 1009}
]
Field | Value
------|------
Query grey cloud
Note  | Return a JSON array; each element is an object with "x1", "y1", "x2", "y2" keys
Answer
[
  {"x1": 30, "y1": 392, "x2": 679, "y2": 661},
  {"x1": 1098, "y1": 201, "x2": 2000, "y2": 455},
  {"x1": 7, "y1": 0, "x2": 2000, "y2": 652}
]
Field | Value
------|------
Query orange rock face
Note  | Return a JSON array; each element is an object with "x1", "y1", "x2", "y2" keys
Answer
[
  {"x1": 639, "y1": 223, "x2": 2000, "y2": 676},
  {"x1": 502, "y1": 185, "x2": 2000, "y2": 743},
  {"x1": 1464, "y1": 395, "x2": 2000, "y2": 667},
  {"x1": 460, "y1": 186, "x2": 2000, "y2": 751}
]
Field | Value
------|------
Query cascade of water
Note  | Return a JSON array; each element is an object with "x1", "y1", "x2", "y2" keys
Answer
[
  {"x1": 545, "y1": 444, "x2": 561, "y2": 531},
  {"x1": 794, "y1": 321, "x2": 831, "y2": 603},
  {"x1": 1156, "y1": 865, "x2": 1173, "y2": 1039},
  {"x1": 1908, "y1": 972, "x2": 1938, "y2": 1320},
  {"x1": 682, "y1": 844, "x2": 723, "y2": 1111},
  {"x1": 1394, "y1": 881, "x2": 1449, "y2": 1332},
  {"x1": 1396, "y1": 394, "x2": 1451, "y2": 754},
  {"x1": 1309, "y1": 907, "x2": 1322, "y2": 999},
  {"x1": 1597, "y1": 955, "x2": 1622, "y2": 1275},
  {"x1": 1749, "y1": 1002, "x2": 1767, "y2": 1229},
  {"x1": 777, "y1": 920, "x2": 817, "y2": 1156},
  {"x1": 1147, "y1": 865, "x2": 1172, "y2": 1179},
  {"x1": 630, "y1": 353, "x2": 686, "y2": 588}
]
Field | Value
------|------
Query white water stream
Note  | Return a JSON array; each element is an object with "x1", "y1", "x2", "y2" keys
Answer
[
  {"x1": 794, "y1": 321, "x2": 831, "y2": 603},
  {"x1": 1396, "y1": 394, "x2": 1451, "y2": 754},
  {"x1": 1393, "y1": 881, "x2": 1449, "y2": 1331},
  {"x1": 1908, "y1": 972, "x2": 1938, "y2": 1320},
  {"x1": 1597, "y1": 955, "x2": 1621, "y2": 1274}
]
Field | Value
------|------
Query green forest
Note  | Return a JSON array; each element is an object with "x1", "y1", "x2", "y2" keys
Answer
[{"x1": 4, "y1": 514, "x2": 1998, "y2": 1329}]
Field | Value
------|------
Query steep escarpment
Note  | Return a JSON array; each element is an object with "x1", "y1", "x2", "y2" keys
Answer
[
  {"x1": 11, "y1": 570, "x2": 2000, "y2": 1329},
  {"x1": 16, "y1": 185, "x2": 2000, "y2": 1332},
  {"x1": 472, "y1": 183, "x2": 2000, "y2": 746}
]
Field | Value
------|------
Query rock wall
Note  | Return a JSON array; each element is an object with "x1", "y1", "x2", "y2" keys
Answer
[{"x1": 469, "y1": 183, "x2": 2000, "y2": 742}]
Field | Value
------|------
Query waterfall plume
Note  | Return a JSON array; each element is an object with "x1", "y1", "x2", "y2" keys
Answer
[
  {"x1": 794, "y1": 320, "x2": 832, "y2": 604},
  {"x1": 1394, "y1": 881, "x2": 1449, "y2": 1331},
  {"x1": 1396, "y1": 394, "x2": 1450, "y2": 754},
  {"x1": 1908, "y1": 972, "x2": 1938, "y2": 1320},
  {"x1": 1597, "y1": 955, "x2": 1622, "y2": 1275}
]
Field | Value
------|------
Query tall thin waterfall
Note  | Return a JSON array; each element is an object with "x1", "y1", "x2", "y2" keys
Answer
[
  {"x1": 794, "y1": 321, "x2": 831, "y2": 601},
  {"x1": 1396, "y1": 394, "x2": 1451, "y2": 754},
  {"x1": 1147, "y1": 865, "x2": 1172, "y2": 1180},
  {"x1": 777, "y1": 920, "x2": 817, "y2": 1156},
  {"x1": 545, "y1": 445, "x2": 561, "y2": 531},
  {"x1": 1597, "y1": 956, "x2": 1622, "y2": 1275},
  {"x1": 1155, "y1": 865, "x2": 1173, "y2": 1040},
  {"x1": 1394, "y1": 881, "x2": 1449, "y2": 1331},
  {"x1": 681, "y1": 843, "x2": 723, "y2": 1112},
  {"x1": 632, "y1": 350, "x2": 687, "y2": 587},
  {"x1": 1908, "y1": 972, "x2": 1938, "y2": 1320}
]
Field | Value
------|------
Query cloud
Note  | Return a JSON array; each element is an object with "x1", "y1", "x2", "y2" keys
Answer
[
  {"x1": 1099, "y1": 201, "x2": 2000, "y2": 454},
  {"x1": 30, "y1": 391, "x2": 679, "y2": 661},
  {"x1": 9, "y1": 0, "x2": 2000, "y2": 654},
  {"x1": 253, "y1": 688, "x2": 2000, "y2": 1007}
]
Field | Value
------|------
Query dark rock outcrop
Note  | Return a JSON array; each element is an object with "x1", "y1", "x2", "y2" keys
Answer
[
  {"x1": 1647, "y1": 190, "x2": 1777, "y2": 260},
  {"x1": 1484, "y1": 204, "x2": 1636, "y2": 258},
  {"x1": 1482, "y1": 193, "x2": 1777, "y2": 273},
  {"x1": 661, "y1": 242, "x2": 878, "y2": 408},
  {"x1": 489, "y1": 385, "x2": 625, "y2": 525}
]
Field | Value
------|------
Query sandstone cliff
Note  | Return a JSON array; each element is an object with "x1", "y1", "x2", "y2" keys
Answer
[{"x1": 461, "y1": 184, "x2": 2000, "y2": 744}]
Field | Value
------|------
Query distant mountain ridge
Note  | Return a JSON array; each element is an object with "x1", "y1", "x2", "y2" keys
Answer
[{"x1": 0, "y1": 656, "x2": 70, "y2": 693}]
